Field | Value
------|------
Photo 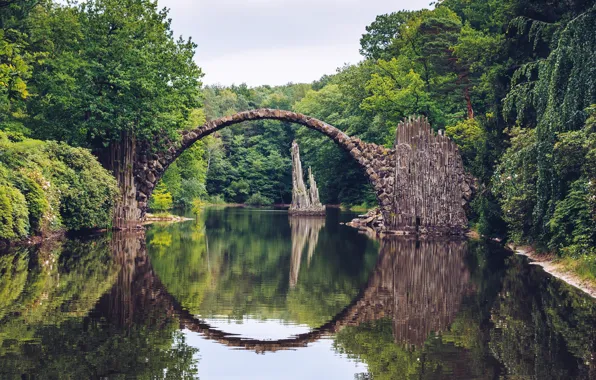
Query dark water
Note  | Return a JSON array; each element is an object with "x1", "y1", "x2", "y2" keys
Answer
[{"x1": 1, "y1": 207, "x2": 596, "y2": 379}]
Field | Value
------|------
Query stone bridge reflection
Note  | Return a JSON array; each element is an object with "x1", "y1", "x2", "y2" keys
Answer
[{"x1": 99, "y1": 232, "x2": 473, "y2": 353}]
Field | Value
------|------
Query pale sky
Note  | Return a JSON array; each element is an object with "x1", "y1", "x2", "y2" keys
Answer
[{"x1": 157, "y1": 0, "x2": 432, "y2": 87}]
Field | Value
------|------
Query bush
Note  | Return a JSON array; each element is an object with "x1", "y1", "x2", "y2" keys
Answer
[
  {"x1": 11, "y1": 173, "x2": 50, "y2": 233},
  {"x1": 0, "y1": 132, "x2": 118, "y2": 241},
  {"x1": 0, "y1": 184, "x2": 29, "y2": 240},
  {"x1": 445, "y1": 118, "x2": 485, "y2": 166},
  {"x1": 191, "y1": 198, "x2": 206, "y2": 216},
  {"x1": 43, "y1": 142, "x2": 118, "y2": 231},
  {"x1": 206, "y1": 195, "x2": 225, "y2": 205},
  {"x1": 245, "y1": 192, "x2": 273, "y2": 206},
  {"x1": 150, "y1": 183, "x2": 173, "y2": 211}
]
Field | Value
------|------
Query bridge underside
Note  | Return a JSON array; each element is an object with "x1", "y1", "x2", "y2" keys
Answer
[{"x1": 121, "y1": 109, "x2": 473, "y2": 235}]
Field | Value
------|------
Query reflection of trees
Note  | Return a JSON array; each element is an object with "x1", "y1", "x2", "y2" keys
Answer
[
  {"x1": 0, "y1": 239, "x2": 118, "y2": 357},
  {"x1": 489, "y1": 255, "x2": 596, "y2": 379},
  {"x1": 0, "y1": 233, "x2": 199, "y2": 378},
  {"x1": 334, "y1": 238, "x2": 496, "y2": 379},
  {"x1": 335, "y1": 240, "x2": 596, "y2": 380},
  {"x1": 147, "y1": 208, "x2": 378, "y2": 326},
  {"x1": 289, "y1": 216, "x2": 325, "y2": 288},
  {"x1": 335, "y1": 238, "x2": 472, "y2": 346}
]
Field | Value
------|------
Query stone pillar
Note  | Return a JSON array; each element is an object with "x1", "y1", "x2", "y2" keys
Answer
[
  {"x1": 98, "y1": 132, "x2": 143, "y2": 229},
  {"x1": 391, "y1": 117, "x2": 468, "y2": 235},
  {"x1": 289, "y1": 141, "x2": 325, "y2": 215},
  {"x1": 308, "y1": 167, "x2": 324, "y2": 210},
  {"x1": 290, "y1": 141, "x2": 310, "y2": 210}
]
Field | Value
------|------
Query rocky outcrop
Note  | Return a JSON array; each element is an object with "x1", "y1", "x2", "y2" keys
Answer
[
  {"x1": 289, "y1": 141, "x2": 325, "y2": 215},
  {"x1": 345, "y1": 208, "x2": 384, "y2": 236}
]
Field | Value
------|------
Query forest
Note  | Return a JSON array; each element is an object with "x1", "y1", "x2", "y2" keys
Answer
[{"x1": 1, "y1": 0, "x2": 595, "y2": 268}]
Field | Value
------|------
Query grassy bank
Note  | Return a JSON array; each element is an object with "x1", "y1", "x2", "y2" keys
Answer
[{"x1": 557, "y1": 256, "x2": 596, "y2": 285}]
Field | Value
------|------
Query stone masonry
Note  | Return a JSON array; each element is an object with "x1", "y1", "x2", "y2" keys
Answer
[{"x1": 132, "y1": 108, "x2": 472, "y2": 235}]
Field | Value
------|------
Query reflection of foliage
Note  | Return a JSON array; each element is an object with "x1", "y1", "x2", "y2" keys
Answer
[
  {"x1": 147, "y1": 208, "x2": 378, "y2": 326},
  {"x1": 489, "y1": 255, "x2": 596, "y2": 378},
  {"x1": 0, "y1": 235, "x2": 200, "y2": 378},
  {"x1": 285, "y1": 235, "x2": 377, "y2": 326},
  {"x1": 150, "y1": 230, "x2": 173, "y2": 249},
  {"x1": 335, "y1": 319, "x2": 421, "y2": 379},
  {"x1": 0, "y1": 316, "x2": 198, "y2": 378},
  {"x1": 333, "y1": 241, "x2": 505, "y2": 380},
  {"x1": 0, "y1": 237, "x2": 119, "y2": 356},
  {"x1": 335, "y1": 241, "x2": 596, "y2": 379},
  {"x1": 0, "y1": 249, "x2": 29, "y2": 319},
  {"x1": 335, "y1": 318, "x2": 500, "y2": 380}
]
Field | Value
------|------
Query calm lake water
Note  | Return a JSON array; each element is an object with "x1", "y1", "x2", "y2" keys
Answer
[{"x1": 1, "y1": 207, "x2": 596, "y2": 379}]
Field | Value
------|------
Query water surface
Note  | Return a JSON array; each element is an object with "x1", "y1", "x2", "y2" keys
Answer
[{"x1": 1, "y1": 207, "x2": 595, "y2": 379}]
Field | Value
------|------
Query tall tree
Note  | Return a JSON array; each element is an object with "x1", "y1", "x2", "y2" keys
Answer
[{"x1": 25, "y1": 0, "x2": 202, "y2": 224}]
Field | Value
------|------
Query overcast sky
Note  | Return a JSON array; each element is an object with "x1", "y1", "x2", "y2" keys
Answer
[{"x1": 157, "y1": 0, "x2": 432, "y2": 87}]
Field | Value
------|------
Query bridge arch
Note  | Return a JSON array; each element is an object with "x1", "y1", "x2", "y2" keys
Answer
[{"x1": 134, "y1": 108, "x2": 395, "y2": 219}]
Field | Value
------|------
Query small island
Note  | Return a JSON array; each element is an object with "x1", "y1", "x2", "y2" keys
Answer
[{"x1": 288, "y1": 141, "x2": 326, "y2": 216}]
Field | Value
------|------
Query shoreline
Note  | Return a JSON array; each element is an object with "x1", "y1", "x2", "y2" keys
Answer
[
  {"x1": 0, "y1": 230, "x2": 66, "y2": 249},
  {"x1": 512, "y1": 245, "x2": 596, "y2": 299},
  {"x1": 143, "y1": 213, "x2": 193, "y2": 224}
]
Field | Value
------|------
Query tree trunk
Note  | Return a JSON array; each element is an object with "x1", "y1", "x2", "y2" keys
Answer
[{"x1": 464, "y1": 86, "x2": 474, "y2": 119}]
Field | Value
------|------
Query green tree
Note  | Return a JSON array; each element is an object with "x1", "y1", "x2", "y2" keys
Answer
[
  {"x1": 150, "y1": 182, "x2": 173, "y2": 211},
  {"x1": 27, "y1": 0, "x2": 202, "y2": 148},
  {"x1": 359, "y1": 11, "x2": 418, "y2": 60},
  {"x1": 0, "y1": 0, "x2": 45, "y2": 133}
]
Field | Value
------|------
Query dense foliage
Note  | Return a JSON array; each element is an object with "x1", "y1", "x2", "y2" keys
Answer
[
  {"x1": 0, "y1": 0, "x2": 202, "y2": 237},
  {"x1": 16, "y1": 0, "x2": 201, "y2": 148},
  {"x1": 1, "y1": 0, "x2": 595, "y2": 257},
  {"x1": 0, "y1": 236, "x2": 199, "y2": 378},
  {"x1": 0, "y1": 131, "x2": 118, "y2": 241},
  {"x1": 173, "y1": 0, "x2": 596, "y2": 261}
]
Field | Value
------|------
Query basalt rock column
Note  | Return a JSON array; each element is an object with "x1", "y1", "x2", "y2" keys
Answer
[
  {"x1": 391, "y1": 117, "x2": 468, "y2": 235},
  {"x1": 290, "y1": 141, "x2": 309, "y2": 210},
  {"x1": 308, "y1": 167, "x2": 323, "y2": 208},
  {"x1": 289, "y1": 141, "x2": 325, "y2": 215}
]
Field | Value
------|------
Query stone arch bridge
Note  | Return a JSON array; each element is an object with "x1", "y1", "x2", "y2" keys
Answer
[{"x1": 126, "y1": 109, "x2": 473, "y2": 234}]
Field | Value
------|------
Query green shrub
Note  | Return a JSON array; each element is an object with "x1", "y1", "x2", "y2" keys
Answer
[
  {"x1": 0, "y1": 132, "x2": 118, "y2": 240},
  {"x1": 0, "y1": 184, "x2": 29, "y2": 240},
  {"x1": 245, "y1": 192, "x2": 273, "y2": 206},
  {"x1": 150, "y1": 183, "x2": 173, "y2": 211},
  {"x1": 43, "y1": 142, "x2": 118, "y2": 230},
  {"x1": 11, "y1": 172, "x2": 50, "y2": 233},
  {"x1": 206, "y1": 195, "x2": 225, "y2": 205},
  {"x1": 445, "y1": 118, "x2": 485, "y2": 165}
]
